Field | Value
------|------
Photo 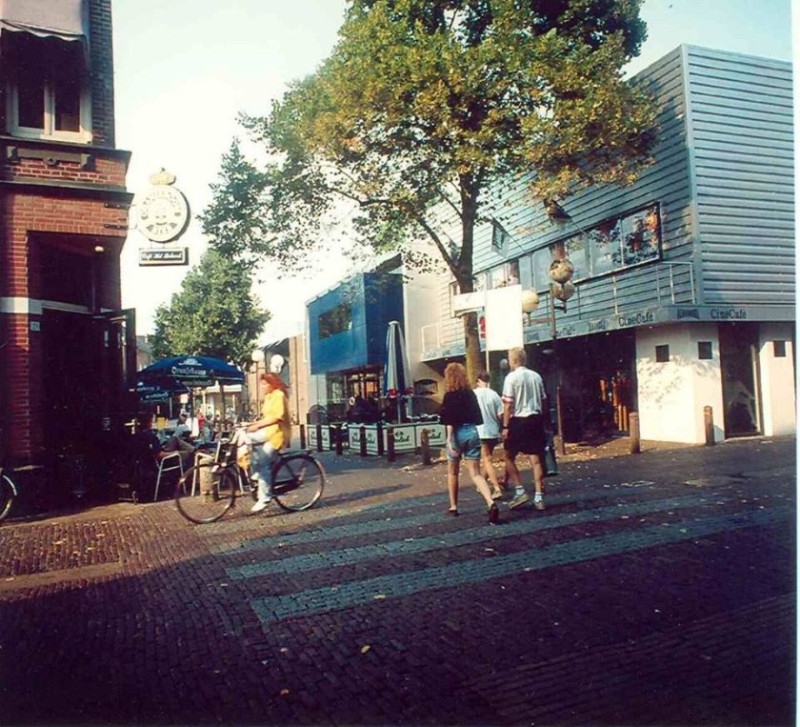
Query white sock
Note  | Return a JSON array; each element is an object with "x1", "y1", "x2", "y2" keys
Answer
[
  {"x1": 534, "y1": 492, "x2": 543, "y2": 501},
  {"x1": 515, "y1": 487, "x2": 525, "y2": 497}
]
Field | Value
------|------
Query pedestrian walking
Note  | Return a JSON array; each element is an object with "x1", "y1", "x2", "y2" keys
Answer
[
  {"x1": 501, "y1": 347, "x2": 548, "y2": 511},
  {"x1": 440, "y1": 362, "x2": 499, "y2": 524},
  {"x1": 474, "y1": 370, "x2": 505, "y2": 500}
]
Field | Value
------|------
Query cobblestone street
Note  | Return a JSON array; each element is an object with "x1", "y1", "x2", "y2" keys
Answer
[{"x1": 0, "y1": 436, "x2": 795, "y2": 725}]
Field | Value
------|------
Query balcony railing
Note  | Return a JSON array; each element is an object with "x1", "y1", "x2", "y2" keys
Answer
[{"x1": 420, "y1": 261, "x2": 696, "y2": 360}]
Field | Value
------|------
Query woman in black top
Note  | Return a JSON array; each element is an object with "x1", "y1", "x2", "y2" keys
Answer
[{"x1": 439, "y1": 363, "x2": 499, "y2": 524}]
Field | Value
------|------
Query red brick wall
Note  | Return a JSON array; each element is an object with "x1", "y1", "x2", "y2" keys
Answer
[{"x1": 0, "y1": 0, "x2": 130, "y2": 464}]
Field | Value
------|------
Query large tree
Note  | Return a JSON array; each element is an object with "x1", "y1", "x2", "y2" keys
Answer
[
  {"x1": 151, "y1": 249, "x2": 270, "y2": 372},
  {"x1": 202, "y1": 0, "x2": 658, "y2": 379}
]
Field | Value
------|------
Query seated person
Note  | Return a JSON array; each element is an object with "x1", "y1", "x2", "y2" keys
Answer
[
  {"x1": 174, "y1": 412, "x2": 192, "y2": 440},
  {"x1": 137, "y1": 411, "x2": 195, "y2": 469}
]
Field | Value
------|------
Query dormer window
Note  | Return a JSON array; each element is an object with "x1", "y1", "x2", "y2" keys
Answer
[{"x1": 4, "y1": 31, "x2": 91, "y2": 142}]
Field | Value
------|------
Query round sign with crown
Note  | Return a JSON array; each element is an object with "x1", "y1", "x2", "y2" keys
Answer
[{"x1": 137, "y1": 169, "x2": 190, "y2": 243}]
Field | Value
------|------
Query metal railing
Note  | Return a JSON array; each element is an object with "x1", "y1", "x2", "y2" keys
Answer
[{"x1": 420, "y1": 260, "x2": 697, "y2": 359}]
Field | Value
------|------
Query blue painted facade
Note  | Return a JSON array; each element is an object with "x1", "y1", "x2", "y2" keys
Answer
[{"x1": 308, "y1": 273, "x2": 405, "y2": 375}]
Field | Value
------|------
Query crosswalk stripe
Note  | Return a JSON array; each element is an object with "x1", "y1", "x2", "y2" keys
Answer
[
  {"x1": 218, "y1": 484, "x2": 694, "y2": 554},
  {"x1": 226, "y1": 493, "x2": 733, "y2": 579},
  {"x1": 249, "y1": 507, "x2": 790, "y2": 627}
]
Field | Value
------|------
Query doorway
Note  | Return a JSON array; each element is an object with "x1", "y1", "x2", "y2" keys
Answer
[{"x1": 719, "y1": 323, "x2": 761, "y2": 437}]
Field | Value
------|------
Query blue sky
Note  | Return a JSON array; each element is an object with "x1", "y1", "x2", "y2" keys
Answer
[{"x1": 111, "y1": 0, "x2": 794, "y2": 337}]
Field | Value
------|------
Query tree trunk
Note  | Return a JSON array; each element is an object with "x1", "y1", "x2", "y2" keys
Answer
[
  {"x1": 459, "y1": 174, "x2": 482, "y2": 382},
  {"x1": 462, "y1": 311, "x2": 482, "y2": 384}
]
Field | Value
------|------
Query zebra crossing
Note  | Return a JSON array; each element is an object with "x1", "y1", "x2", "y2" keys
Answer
[{"x1": 206, "y1": 484, "x2": 791, "y2": 629}]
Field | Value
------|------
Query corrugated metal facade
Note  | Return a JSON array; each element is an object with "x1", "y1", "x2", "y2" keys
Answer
[
  {"x1": 423, "y1": 46, "x2": 794, "y2": 359},
  {"x1": 687, "y1": 47, "x2": 795, "y2": 305}
]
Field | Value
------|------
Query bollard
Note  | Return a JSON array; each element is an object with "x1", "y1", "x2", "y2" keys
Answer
[
  {"x1": 335, "y1": 426, "x2": 343, "y2": 456},
  {"x1": 704, "y1": 406, "x2": 715, "y2": 446},
  {"x1": 316, "y1": 423, "x2": 323, "y2": 452},
  {"x1": 299, "y1": 424, "x2": 306, "y2": 450},
  {"x1": 387, "y1": 427, "x2": 396, "y2": 462},
  {"x1": 359, "y1": 425, "x2": 367, "y2": 457},
  {"x1": 629, "y1": 411, "x2": 640, "y2": 454},
  {"x1": 377, "y1": 422, "x2": 384, "y2": 456},
  {"x1": 420, "y1": 428, "x2": 431, "y2": 466}
]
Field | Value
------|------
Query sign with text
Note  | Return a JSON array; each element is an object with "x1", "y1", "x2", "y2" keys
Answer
[
  {"x1": 485, "y1": 284, "x2": 523, "y2": 350},
  {"x1": 140, "y1": 248, "x2": 188, "y2": 266}
]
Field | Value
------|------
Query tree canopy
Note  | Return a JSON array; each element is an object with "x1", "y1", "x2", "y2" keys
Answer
[
  {"x1": 150, "y1": 249, "x2": 270, "y2": 372},
  {"x1": 202, "y1": 0, "x2": 658, "y2": 379}
]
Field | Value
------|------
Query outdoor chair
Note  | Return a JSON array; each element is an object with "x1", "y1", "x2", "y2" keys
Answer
[{"x1": 152, "y1": 451, "x2": 184, "y2": 501}]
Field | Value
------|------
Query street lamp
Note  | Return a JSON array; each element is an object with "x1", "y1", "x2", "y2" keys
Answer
[
  {"x1": 522, "y1": 257, "x2": 575, "y2": 455},
  {"x1": 251, "y1": 348, "x2": 265, "y2": 419}
]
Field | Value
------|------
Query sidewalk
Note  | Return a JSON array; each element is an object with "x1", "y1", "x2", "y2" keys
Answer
[{"x1": 0, "y1": 435, "x2": 794, "y2": 725}]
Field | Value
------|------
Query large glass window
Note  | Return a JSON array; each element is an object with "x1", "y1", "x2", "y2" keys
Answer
[{"x1": 318, "y1": 303, "x2": 352, "y2": 339}]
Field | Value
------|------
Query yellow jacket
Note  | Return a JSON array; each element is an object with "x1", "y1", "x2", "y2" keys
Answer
[{"x1": 262, "y1": 390, "x2": 291, "y2": 449}]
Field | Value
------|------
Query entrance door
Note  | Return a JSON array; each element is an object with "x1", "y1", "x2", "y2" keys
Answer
[
  {"x1": 41, "y1": 308, "x2": 137, "y2": 452},
  {"x1": 719, "y1": 323, "x2": 761, "y2": 437}
]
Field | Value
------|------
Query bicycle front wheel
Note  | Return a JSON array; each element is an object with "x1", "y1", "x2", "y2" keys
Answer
[
  {"x1": 175, "y1": 460, "x2": 236, "y2": 524},
  {"x1": 0, "y1": 473, "x2": 16, "y2": 522},
  {"x1": 272, "y1": 454, "x2": 325, "y2": 512}
]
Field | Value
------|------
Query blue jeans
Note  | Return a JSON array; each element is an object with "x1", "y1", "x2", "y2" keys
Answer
[
  {"x1": 447, "y1": 424, "x2": 481, "y2": 461},
  {"x1": 251, "y1": 441, "x2": 279, "y2": 501}
]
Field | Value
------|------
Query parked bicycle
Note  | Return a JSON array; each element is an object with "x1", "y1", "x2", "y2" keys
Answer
[
  {"x1": 174, "y1": 437, "x2": 325, "y2": 524},
  {"x1": 0, "y1": 466, "x2": 19, "y2": 523}
]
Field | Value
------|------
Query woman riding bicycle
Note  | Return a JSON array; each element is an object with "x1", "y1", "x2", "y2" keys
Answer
[{"x1": 247, "y1": 372, "x2": 291, "y2": 513}]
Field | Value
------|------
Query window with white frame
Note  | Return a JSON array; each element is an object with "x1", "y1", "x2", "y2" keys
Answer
[{"x1": 3, "y1": 33, "x2": 91, "y2": 142}]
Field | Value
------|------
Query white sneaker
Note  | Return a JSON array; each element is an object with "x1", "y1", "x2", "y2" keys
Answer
[{"x1": 250, "y1": 499, "x2": 269, "y2": 514}]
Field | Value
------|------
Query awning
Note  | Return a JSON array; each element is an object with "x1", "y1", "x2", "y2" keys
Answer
[{"x1": 0, "y1": 0, "x2": 88, "y2": 44}]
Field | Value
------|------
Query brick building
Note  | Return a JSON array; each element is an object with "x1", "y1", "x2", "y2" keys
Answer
[{"x1": 0, "y1": 0, "x2": 134, "y2": 483}]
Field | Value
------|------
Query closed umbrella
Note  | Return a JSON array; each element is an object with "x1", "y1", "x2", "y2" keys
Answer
[{"x1": 384, "y1": 321, "x2": 412, "y2": 422}]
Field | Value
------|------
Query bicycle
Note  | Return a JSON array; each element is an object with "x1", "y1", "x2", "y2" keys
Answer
[
  {"x1": 174, "y1": 438, "x2": 325, "y2": 524},
  {"x1": 0, "y1": 466, "x2": 19, "y2": 523}
]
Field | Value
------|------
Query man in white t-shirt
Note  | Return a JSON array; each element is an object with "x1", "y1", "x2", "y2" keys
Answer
[
  {"x1": 501, "y1": 347, "x2": 548, "y2": 511},
  {"x1": 474, "y1": 371, "x2": 504, "y2": 500}
]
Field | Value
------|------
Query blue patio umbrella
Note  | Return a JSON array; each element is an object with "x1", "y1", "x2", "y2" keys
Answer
[
  {"x1": 384, "y1": 321, "x2": 412, "y2": 422},
  {"x1": 137, "y1": 355, "x2": 244, "y2": 388},
  {"x1": 137, "y1": 356, "x2": 245, "y2": 419}
]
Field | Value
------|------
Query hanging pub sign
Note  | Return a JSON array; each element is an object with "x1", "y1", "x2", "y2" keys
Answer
[{"x1": 136, "y1": 168, "x2": 191, "y2": 266}]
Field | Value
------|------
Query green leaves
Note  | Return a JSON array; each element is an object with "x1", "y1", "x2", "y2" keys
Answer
[
  {"x1": 150, "y1": 249, "x2": 270, "y2": 371},
  {"x1": 200, "y1": 0, "x2": 658, "y2": 378}
]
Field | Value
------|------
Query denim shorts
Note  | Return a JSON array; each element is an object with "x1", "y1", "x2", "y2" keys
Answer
[{"x1": 447, "y1": 423, "x2": 481, "y2": 461}]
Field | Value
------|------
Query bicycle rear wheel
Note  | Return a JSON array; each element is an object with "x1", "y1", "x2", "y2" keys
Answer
[
  {"x1": 272, "y1": 454, "x2": 325, "y2": 512},
  {"x1": 0, "y1": 473, "x2": 16, "y2": 522},
  {"x1": 175, "y1": 460, "x2": 236, "y2": 524}
]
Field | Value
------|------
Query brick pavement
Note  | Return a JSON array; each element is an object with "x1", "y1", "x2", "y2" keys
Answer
[{"x1": 0, "y1": 435, "x2": 794, "y2": 725}]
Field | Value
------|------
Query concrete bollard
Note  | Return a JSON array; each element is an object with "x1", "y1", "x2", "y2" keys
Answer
[
  {"x1": 629, "y1": 411, "x2": 640, "y2": 454},
  {"x1": 387, "y1": 427, "x2": 396, "y2": 462},
  {"x1": 420, "y1": 428, "x2": 431, "y2": 465},
  {"x1": 299, "y1": 424, "x2": 306, "y2": 450},
  {"x1": 704, "y1": 406, "x2": 715, "y2": 446}
]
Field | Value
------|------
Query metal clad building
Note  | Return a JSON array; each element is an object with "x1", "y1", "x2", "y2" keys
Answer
[{"x1": 418, "y1": 45, "x2": 795, "y2": 444}]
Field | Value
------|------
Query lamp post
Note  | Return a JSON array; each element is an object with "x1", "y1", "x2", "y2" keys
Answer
[
  {"x1": 522, "y1": 258, "x2": 575, "y2": 455},
  {"x1": 251, "y1": 348, "x2": 265, "y2": 420}
]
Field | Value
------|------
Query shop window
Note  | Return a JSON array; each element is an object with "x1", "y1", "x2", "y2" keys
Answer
[
  {"x1": 3, "y1": 33, "x2": 91, "y2": 142},
  {"x1": 487, "y1": 260, "x2": 520, "y2": 289},
  {"x1": 655, "y1": 344, "x2": 670, "y2": 363},
  {"x1": 773, "y1": 340, "x2": 786, "y2": 357},
  {"x1": 698, "y1": 341, "x2": 713, "y2": 360},
  {"x1": 531, "y1": 247, "x2": 553, "y2": 292}
]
